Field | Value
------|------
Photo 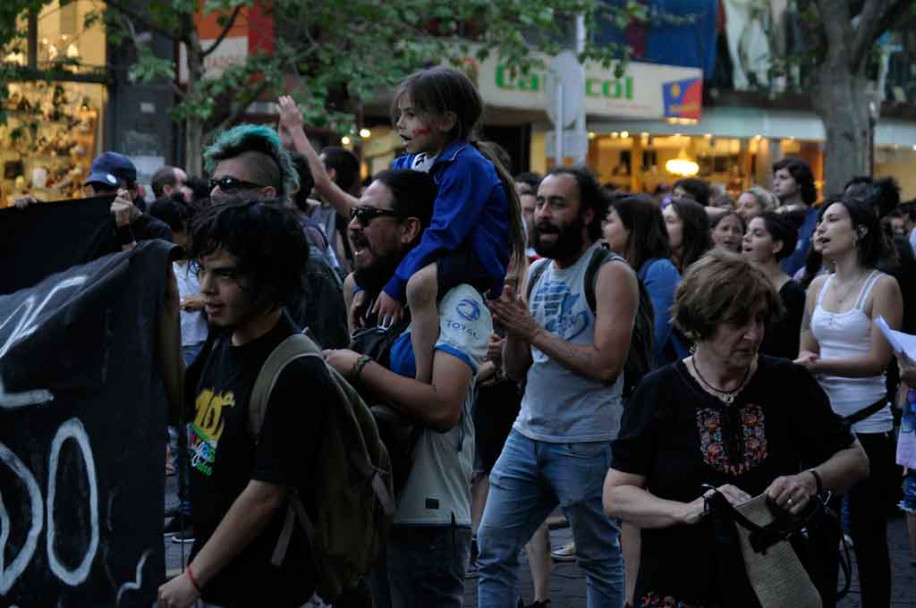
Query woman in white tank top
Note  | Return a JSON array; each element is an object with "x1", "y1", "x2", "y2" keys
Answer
[{"x1": 797, "y1": 196, "x2": 903, "y2": 608}]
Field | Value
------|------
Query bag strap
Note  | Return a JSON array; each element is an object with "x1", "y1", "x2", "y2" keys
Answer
[
  {"x1": 585, "y1": 246, "x2": 616, "y2": 314},
  {"x1": 248, "y1": 333, "x2": 321, "y2": 440},
  {"x1": 525, "y1": 258, "x2": 550, "y2": 303},
  {"x1": 842, "y1": 395, "x2": 887, "y2": 427}
]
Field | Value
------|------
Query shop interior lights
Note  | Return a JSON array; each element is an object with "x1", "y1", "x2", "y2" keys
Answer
[{"x1": 665, "y1": 149, "x2": 699, "y2": 176}]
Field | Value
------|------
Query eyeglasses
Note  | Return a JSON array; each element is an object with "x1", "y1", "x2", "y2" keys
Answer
[
  {"x1": 349, "y1": 206, "x2": 400, "y2": 226},
  {"x1": 209, "y1": 176, "x2": 263, "y2": 192}
]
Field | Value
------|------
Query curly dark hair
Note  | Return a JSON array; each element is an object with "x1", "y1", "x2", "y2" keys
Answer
[{"x1": 187, "y1": 198, "x2": 308, "y2": 308}]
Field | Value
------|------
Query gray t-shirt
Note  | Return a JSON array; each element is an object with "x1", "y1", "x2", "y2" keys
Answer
[
  {"x1": 514, "y1": 242, "x2": 624, "y2": 443},
  {"x1": 394, "y1": 285, "x2": 490, "y2": 526}
]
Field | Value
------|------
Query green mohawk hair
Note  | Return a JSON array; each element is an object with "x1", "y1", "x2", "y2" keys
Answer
[{"x1": 204, "y1": 124, "x2": 299, "y2": 201}]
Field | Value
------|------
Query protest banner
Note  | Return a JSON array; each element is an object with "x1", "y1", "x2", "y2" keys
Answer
[{"x1": 0, "y1": 240, "x2": 173, "y2": 606}]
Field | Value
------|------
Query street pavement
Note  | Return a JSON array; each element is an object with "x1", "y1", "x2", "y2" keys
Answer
[{"x1": 163, "y1": 475, "x2": 916, "y2": 606}]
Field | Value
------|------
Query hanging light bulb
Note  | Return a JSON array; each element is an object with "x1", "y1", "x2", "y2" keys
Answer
[{"x1": 665, "y1": 149, "x2": 699, "y2": 177}]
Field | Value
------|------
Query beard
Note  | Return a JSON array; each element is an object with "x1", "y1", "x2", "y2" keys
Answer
[
  {"x1": 533, "y1": 216, "x2": 586, "y2": 260},
  {"x1": 352, "y1": 244, "x2": 405, "y2": 297}
]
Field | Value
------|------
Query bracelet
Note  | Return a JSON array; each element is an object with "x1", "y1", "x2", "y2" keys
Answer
[
  {"x1": 808, "y1": 469, "x2": 823, "y2": 495},
  {"x1": 186, "y1": 563, "x2": 202, "y2": 593},
  {"x1": 353, "y1": 355, "x2": 372, "y2": 381}
]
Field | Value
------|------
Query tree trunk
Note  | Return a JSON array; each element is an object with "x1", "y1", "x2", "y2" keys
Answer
[{"x1": 811, "y1": 45, "x2": 872, "y2": 197}]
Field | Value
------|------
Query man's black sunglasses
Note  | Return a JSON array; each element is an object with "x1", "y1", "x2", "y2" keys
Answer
[
  {"x1": 349, "y1": 206, "x2": 401, "y2": 226},
  {"x1": 209, "y1": 176, "x2": 263, "y2": 192}
]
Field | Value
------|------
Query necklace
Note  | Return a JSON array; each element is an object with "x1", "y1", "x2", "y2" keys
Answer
[{"x1": 690, "y1": 357, "x2": 753, "y2": 404}]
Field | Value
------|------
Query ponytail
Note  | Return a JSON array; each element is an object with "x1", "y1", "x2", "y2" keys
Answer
[{"x1": 471, "y1": 138, "x2": 526, "y2": 272}]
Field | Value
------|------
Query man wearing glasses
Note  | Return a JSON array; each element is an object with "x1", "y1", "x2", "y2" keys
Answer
[
  {"x1": 203, "y1": 124, "x2": 348, "y2": 349},
  {"x1": 323, "y1": 169, "x2": 492, "y2": 607}
]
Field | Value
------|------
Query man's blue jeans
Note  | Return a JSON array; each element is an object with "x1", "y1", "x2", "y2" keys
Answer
[{"x1": 477, "y1": 430, "x2": 624, "y2": 607}]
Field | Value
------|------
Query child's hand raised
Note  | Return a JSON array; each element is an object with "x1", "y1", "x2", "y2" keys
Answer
[
  {"x1": 277, "y1": 96, "x2": 304, "y2": 133},
  {"x1": 373, "y1": 291, "x2": 404, "y2": 329}
]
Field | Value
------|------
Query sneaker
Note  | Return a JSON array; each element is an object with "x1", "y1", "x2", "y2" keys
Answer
[
  {"x1": 466, "y1": 537, "x2": 479, "y2": 578},
  {"x1": 164, "y1": 517, "x2": 195, "y2": 544},
  {"x1": 170, "y1": 526, "x2": 195, "y2": 544},
  {"x1": 527, "y1": 601, "x2": 551, "y2": 608},
  {"x1": 550, "y1": 541, "x2": 576, "y2": 562}
]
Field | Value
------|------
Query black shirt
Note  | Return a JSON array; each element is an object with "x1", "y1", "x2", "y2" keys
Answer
[
  {"x1": 759, "y1": 279, "x2": 806, "y2": 360},
  {"x1": 186, "y1": 312, "x2": 334, "y2": 607},
  {"x1": 611, "y1": 356, "x2": 853, "y2": 606}
]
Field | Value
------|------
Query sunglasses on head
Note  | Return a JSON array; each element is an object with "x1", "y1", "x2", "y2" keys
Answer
[
  {"x1": 349, "y1": 205, "x2": 400, "y2": 226},
  {"x1": 209, "y1": 176, "x2": 263, "y2": 192}
]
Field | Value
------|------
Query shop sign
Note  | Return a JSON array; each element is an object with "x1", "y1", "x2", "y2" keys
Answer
[{"x1": 473, "y1": 52, "x2": 702, "y2": 120}]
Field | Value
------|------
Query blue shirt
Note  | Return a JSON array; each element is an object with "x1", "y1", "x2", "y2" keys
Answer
[
  {"x1": 638, "y1": 257, "x2": 687, "y2": 366},
  {"x1": 387, "y1": 141, "x2": 511, "y2": 302},
  {"x1": 780, "y1": 206, "x2": 819, "y2": 277}
]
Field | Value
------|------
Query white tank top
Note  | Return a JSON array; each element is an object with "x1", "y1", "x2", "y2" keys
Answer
[{"x1": 811, "y1": 271, "x2": 891, "y2": 433}]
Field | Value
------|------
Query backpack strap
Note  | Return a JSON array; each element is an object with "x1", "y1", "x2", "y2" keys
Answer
[
  {"x1": 248, "y1": 333, "x2": 321, "y2": 440},
  {"x1": 525, "y1": 257, "x2": 551, "y2": 304},
  {"x1": 585, "y1": 246, "x2": 621, "y2": 314}
]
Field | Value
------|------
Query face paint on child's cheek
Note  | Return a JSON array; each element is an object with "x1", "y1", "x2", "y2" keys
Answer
[{"x1": 412, "y1": 127, "x2": 431, "y2": 136}]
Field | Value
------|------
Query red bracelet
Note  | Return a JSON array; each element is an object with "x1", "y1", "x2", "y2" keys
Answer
[{"x1": 186, "y1": 564, "x2": 202, "y2": 593}]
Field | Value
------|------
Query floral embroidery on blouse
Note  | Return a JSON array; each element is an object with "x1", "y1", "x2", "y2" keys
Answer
[
  {"x1": 640, "y1": 592, "x2": 705, "y2": 608},
  {"x1": 695, "y1": 403, "x2": 767, "y2": 475}
]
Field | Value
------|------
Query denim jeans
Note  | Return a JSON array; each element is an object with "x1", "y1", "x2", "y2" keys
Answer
[
  {"x1": 477, "y1": 430, "x2": 624, "y2": 607},
  {"x1": 369, "y1": 525, "x2": 472, "y2": 608}
]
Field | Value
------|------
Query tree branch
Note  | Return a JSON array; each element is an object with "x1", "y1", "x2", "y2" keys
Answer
[
  {"x1": 850, "y1": 0, "x2": 891, "y2": 69},
  {"x1": 205, "y1": 79, "x2": 271, "y2": 140},
  {"x1": 104, "y1": 0, "x2": 186, "y2": 44},
  {"x1": 201, "y1": 6, "x2": 242, "y2": 59}
]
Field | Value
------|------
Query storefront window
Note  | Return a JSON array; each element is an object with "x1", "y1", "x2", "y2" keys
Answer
[{"x1": 1, "y1": 1, "x2": 106, "y2": 207}]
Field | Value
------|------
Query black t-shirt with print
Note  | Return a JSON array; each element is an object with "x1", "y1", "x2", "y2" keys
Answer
[
  {"x1": 186, "y1": 312, "x2": 334, "y2": 607},
  {"x1": 611, "y1": 355, "x2": 853, "y2": 607}
]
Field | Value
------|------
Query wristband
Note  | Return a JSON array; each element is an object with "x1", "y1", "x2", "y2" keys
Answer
[
  {"x1": 186, "y1": 563, "x2": 202, "y2": 593},
  {"x1": 354, "y1": 355, "x2": 372, "y2": 381},
  {"x1": 808, "y1": 469, "x2": 823, "y2": 495}
]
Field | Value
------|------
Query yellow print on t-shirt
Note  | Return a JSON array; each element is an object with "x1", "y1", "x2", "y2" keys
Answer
[
  {"x1": 193, "y1": 388, "x2": 236, "y2": 443},
  {"x1": 189, "y1": 388, "x2": 236, "y2": 477}
]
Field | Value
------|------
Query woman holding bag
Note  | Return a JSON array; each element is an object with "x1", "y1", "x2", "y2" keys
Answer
[{"x1": 604, "y1": 250, "x2": 868, "y2": 607}]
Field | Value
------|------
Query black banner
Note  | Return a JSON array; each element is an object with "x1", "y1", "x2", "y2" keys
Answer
[
  {"x1": 0, "y1": 196, "x2": 117, "y2": 296},
  {"x1": 0, "y1": 240, "x2": 173, "y2": 607}
]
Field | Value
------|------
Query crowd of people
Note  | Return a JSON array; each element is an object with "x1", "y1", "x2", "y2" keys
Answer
[{"x1": 13, "y1": 65, "x2": 916, "y2": 608}]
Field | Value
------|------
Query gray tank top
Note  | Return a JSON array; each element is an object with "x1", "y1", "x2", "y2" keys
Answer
[{"x1": 513, "y1": 242, "x2": 625, "y2": 443}]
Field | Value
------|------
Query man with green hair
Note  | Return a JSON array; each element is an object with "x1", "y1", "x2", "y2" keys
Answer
[
  {"x1": 206, "y1": 124, "x2": 300, "y2": 204},
  {"x1": 203, "y1": 124, "x2": 348, "y2": 349}
]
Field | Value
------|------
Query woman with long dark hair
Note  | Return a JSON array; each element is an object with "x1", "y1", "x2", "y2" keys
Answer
[
  {"x1": 797, "y1": 195, "x2": 903, "y2": 607},
  {"x1": 663, "y1": 198, "x2": 713, "y2": 272},
  {"x1": 605, "y1": 195, "x2": 688, "y2": 366}
]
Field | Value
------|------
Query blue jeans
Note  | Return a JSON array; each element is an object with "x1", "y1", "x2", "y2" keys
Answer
[
  {"x1": 477, "y1": 430, "x2": 624, "y2": 608},
  {"x1": 369, "y1": 525, "x2": 471, "y2": 608}
]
